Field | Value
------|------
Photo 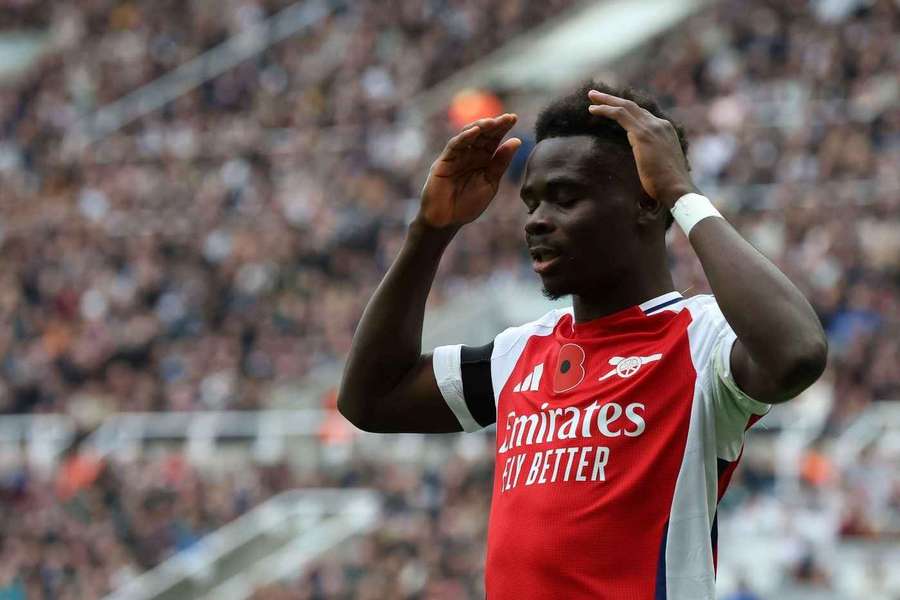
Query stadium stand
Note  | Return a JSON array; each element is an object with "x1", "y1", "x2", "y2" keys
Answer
[
  {"x1": 0, "y1": 449, "x2": 291, "y2": 598},
  {"x1": 0, "y1": 0, "x2": 578, "y2": 416},
  {"x1": 0, "y1": 0, "x2": 897, "y2": 598}
]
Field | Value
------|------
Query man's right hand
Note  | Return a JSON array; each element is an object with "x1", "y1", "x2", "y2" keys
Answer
[{"x1": 418, "y1": 114, "x2": 521, "y2": 229}]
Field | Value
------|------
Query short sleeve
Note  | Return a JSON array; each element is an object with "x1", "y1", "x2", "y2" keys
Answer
[
  {"x1": 708, "y1": 330, "x2": 771, "y2": 460},
  {"x1": 432, "y1": 342, "x2": 496, "y2": 432},
  {"x1": 686, "y1": 296, "x2": 771, "y2": 460}
]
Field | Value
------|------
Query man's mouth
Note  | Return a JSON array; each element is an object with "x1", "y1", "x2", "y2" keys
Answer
[{"x1": 529, "y1": 246, "x2": 563, "y2": 275}]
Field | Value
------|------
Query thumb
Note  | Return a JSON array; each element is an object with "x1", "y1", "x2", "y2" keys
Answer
[{"x1": 486, "y1": 138, "x2": 522, "y2": 184}]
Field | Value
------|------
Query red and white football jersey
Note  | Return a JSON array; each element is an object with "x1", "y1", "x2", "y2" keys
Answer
[{"x1": 432, "y1": 291, "x2": 770, "y2": 600}]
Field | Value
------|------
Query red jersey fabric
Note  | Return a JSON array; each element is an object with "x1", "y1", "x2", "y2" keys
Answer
[{"x1": 432, "y1": 292, "x2": 771, "y2": 599}]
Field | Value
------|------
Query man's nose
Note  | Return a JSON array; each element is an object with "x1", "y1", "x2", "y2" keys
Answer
[{"x1": 524, "y1": 204, "x2": 556, "y2": 236}]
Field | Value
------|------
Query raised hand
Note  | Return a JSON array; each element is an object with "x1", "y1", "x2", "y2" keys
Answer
[
  {"x1": 587, "y1": 91, "x2": 696, "y2": 208},
  {"x1": 419, "y1": 114, "x2": 521, "y2": 229}
]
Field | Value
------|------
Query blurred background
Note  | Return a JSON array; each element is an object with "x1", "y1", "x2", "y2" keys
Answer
[{"x1": 0, "y1": 0, "x2": 897, "y2": 598}]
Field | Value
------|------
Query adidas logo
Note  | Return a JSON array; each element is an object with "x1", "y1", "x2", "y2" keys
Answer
[{"x1": 513, "y1": 363, "x2": 544, "y2": 393}]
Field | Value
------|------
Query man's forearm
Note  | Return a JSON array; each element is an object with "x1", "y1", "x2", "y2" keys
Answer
[
  {"x1": 688, "y1": 215, "x2": 827, "y2": 394},
  {"x1": 337, "y1": 217, "x2": 459, "y2": 422},
  {"x1": 583, "y1": 91, "x2": 826, "y2": 399}
]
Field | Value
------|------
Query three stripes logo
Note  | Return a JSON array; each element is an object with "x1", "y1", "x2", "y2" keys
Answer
[{"x1": 512, "y1": 363, "x2": 544, "y2": 393}]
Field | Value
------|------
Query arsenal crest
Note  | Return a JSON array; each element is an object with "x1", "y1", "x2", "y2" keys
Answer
[{"x1": 598, "y1": 354, "x2": 663, "y2": 381}]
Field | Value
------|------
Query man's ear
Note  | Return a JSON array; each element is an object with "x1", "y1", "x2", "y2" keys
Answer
[{"x1": 636, "y1": 193, "x2": 666, "y2": 228}]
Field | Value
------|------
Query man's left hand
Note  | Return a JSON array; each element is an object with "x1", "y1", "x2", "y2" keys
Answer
[{"x1": 588, "y1": 90, "x2": 696, "y2": 209}]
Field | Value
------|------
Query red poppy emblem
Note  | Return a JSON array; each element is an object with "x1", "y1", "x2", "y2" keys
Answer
[{"x1": 553, "y1": 343, "x2": 586, "y2": 394}]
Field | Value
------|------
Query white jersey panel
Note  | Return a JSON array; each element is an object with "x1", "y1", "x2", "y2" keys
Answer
[
  {"x1": 661, "y1": 296, "x2": 717, "y2": 599},
  {"x1": 663, "y1": 383, "x2": 718, "y2": 599},
  {"x1": 431, "y1": 308, "x2": 565, "y2": 433},
  {"x1": 661, "y1": 294, "x2": 770, "y2": 599},
  {"x1": 488, "y1": 308, "x2": 563, "y2": 406}
]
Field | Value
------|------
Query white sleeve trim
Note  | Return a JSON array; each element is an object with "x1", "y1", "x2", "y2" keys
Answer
[
  {"x1": 432, "y1": 344, "x2": 482, "y2": 432},
  {"x1": 712, "y1": 332, "x2": 772, "y2": 460},
  {"x1": 715, "y1": 333, "x2": 772, "y2": 417}
]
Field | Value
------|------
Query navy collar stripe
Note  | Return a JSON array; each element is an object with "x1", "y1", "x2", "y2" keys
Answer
[{"x1": 643, "y1": 297, "x2": 684, "y2": 315}]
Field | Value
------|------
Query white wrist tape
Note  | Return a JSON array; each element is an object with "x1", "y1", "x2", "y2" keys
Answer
[{"x1": 671, "y1": 193, "x2": 723, "y2": 236}]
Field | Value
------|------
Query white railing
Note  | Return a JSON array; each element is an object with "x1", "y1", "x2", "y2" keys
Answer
[
  {"x1": 0, "y1": 413, "x2": 76, "y2": 473},
  {"x1": 85, "y1": 409, "x2": 328, "y2": 458},
  {"x1": 0, "y1": 410, "x2": 335, "y2": 470},
  {"x1": 833, "y1": 401, "x2": 900, "y2": 467},
  {"x1": 103, "y1": 488, "x2": 380, "y2": 600},
  {"x1": 0, "y1": 408, "x2": 496, "y2": 470}
]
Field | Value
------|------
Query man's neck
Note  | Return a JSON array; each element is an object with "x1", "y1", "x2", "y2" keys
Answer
[{"x1": 572, "y1": 269, "x2": 675, "y2": 323}]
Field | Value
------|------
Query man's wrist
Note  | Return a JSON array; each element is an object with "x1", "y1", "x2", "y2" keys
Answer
[
  {"x1": 409, "y1": 214, "x2": 461, "y2": 245},
  {"x1": 659, "y1": 183, "x2": 700, "y2": 210},
  {"x1": 670, "y1": 193, "x2": 724, "y2": 237}
]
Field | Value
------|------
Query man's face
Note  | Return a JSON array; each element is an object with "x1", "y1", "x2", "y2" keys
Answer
[{"x1": 520, "y1": 135, "x2": 647, "y2": 300}]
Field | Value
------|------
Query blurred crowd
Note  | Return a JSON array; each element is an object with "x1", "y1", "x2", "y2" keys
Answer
[
  {"x1": 0, "y1": 438, "x2": 494, "y2": 600},
  {"x1": 0, "y1": 0, "x2": 49, "y2": 30},
  {"x1": 0, "y1": 0, "x2": 898, "y2": 597},
  {"x1": 4, "y1": 432, "x2": 895, "y2": 600},
  {"x1": 0, "y1": 0, "x2": 575, "y2": 416},
  {"x1": 250, "y1": 440, "x2": 496, "y2": 600},
  {"x1": 0, "y1": 0, "x2": 894, "y2": 421},
  {"x1": 0, "y1": 445, "x2": 296, "y2": 599},
  {"x1": 639, "y1": 0, "x2": 899, "y2": 432},
  {"x1": 710, "y1": 429, "x2": 900, "y2": 599}
]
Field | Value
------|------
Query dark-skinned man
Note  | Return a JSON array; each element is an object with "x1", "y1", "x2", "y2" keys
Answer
[{"x1": 337, "y1": 81, "x2": 827, "y2": 600}]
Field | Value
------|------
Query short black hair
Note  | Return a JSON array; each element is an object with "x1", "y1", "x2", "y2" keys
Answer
[{"x1": 535, "y1": 81, "x2": 690, "y2": 230}]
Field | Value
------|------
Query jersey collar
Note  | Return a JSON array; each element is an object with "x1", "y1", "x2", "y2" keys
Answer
[
  {"x1": 564, "y1": 291, "x2": 684, "y2": 339},
  {"x1": 639, "y1": 291, "x2": 684, "y2": 315}
]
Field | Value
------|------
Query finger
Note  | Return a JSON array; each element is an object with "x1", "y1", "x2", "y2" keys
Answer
[
  {"x1": 478, "y1": 113, "x2": 517, "y2": 139},
  {"x1": 459, "y1": 113, "x2": 517, "y2": 135},
  {"x1": 587, "y1": 90, "x2": 644, "y2": 117},
  {"x1": 441, "y1": 125, "x2": 482, "y2": 160},
  {"x1": 472, "y1": 114, "x2": 518, "y2": 153},
  {"x1": 485, "y1": 137, "x2": 522, "y2": 183},
  {"x1": 588, "y1": 103, "x2": 639, "y2": 131},
  {"x1": 443, "y1": 113, "x2": 518, "y2": 163}
]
